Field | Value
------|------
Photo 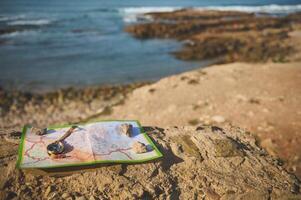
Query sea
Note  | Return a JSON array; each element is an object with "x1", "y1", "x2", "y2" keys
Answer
[{"x1": 0, "y1": 0, "x2": 301, "y2": 92}]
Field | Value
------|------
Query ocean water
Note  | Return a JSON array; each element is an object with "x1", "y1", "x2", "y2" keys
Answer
[{"x1": 0, "y1": 0, "x2": 301, "y2": 92}]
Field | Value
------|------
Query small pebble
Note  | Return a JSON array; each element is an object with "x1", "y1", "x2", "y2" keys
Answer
[
  {"x1": 76, "y1": 196, "x2": 87, "y2": 200},
  {"x1": 62, "y1": 193, "x2": 71, "y2": 198},
  {"x1": 211, "y1": 115, "x2": 225, "y2": 123},
  {"x1": 44, "y1": 186, "x2": 53, "y2": 197},
  {"x1": 132, "y1": 141, "x2": 148, "y2": 154},
  {"x1": 120, "y1": 124, "x2": 133, "y2": 137},
  {"x1": 89, "y1": 196, "x2": 97, "y2": 200}
]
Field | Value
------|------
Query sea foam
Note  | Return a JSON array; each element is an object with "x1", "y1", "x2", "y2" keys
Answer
[
  {"x1": 0, "y1": 15, "x2": 26, "y2": 22},
  {"x1": 0, "y1": 30, "x2": 37, "y2": 38},
  {"x1": 118, "y1": 7, "x2": 181, "y2": 23},
  {"x1": 199, "y1": 4, "x2": 301, "y2": 14},
  {"x1": 119, "y1": 4, "x2": 301, "y2": 23},
  {"x1": 7, "y1": 19, "x2": 52, "y2": 26}
]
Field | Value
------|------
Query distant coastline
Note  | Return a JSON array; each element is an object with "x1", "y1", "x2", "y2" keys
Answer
[
  {"x1": 125, "y1": 9, "x2": 300, "y2": 64},
  {"x1": 1, "y1": 8, "x2": 301, "y2": 115},
  {"x1": 1, "y1": 2, "x2": 301, "y2": 91}
]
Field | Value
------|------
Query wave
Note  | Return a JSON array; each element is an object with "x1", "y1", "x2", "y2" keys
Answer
[
  {"x1": 7, "y1": 19, "x2": 52, "y2": 26},
  {"x1": 199, "y1": 4, "x2": 301, "y2": 14},
  {"x1": 118, "y1": 7, "x2": 181, "y2": 23},
  {"x1": 0, "y1": 30, "x2": 37, "y2": 38},
  {"x1": 119, "y1": 4, "x2": 301, "y2": 23},
  {"x1": 119, "y1": 7, "x2": 181, "y2": 14},
  {"x1": 0, "y1": 15, "x2": 26, "y2": 22}
]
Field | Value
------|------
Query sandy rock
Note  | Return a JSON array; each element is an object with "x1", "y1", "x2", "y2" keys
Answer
[
  {"x1": 31, "y1": 127, "x2": 47, "y2": 136},
  {"x1": 44, "y1": 185, "x2": 53, "y2": 197},
  {"x1": 125, "y1": 9, "x2": 298, "y2": 63},
  {"x1": 89, "y1": 196, "x2": 97, "y2": 200},
  {"x1": 119, "y1": 123, "x2": 133, "y2": 137},
  {"x1": 75, "y1": 196, "x2": 87, "y2": 200},
  {"x1": 0, "y1": 125, "x2": 300, "y2": 199},
  {"x1": 49, "y1": 192, "x2": 59, "y2": 199},
  {"x1": 261, "y1": 138, "x2": 277, "y2": 156},
  {"x1": 132, "y1": 141, "x2": 148, "y2": 154},
  {"x1": 213, "y1": 139, "x2": 244, "y2": 157},
  {"x1": 211, "y1": 115, "x2": 226, "y2": 123},
  {"x1": 4, "y1": 131, "x2": 22, "y2": 144},
  {"x1": 62, "y1": 193, "x2": 71, "y2": 198}
]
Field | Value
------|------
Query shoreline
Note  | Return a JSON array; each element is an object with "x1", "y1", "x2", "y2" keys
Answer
[
  {"x1": 1, "y1": 7, "x2": 301, "y2": 199},
  {"x1": 2, "y1": 10, "x2": 301, "y2": 92},
  {"x1": 0, "y1": 9, "x2": 301, "y2": 197},
  {"x1": 0, "y1": 82, "x2": 148, "y2": 129},
  {"x1": 126, "y1": 9, "x2": 301, "y2": 63},
  {"x1": 2, "y1": 8, "x2": 300, "y2": 115}
]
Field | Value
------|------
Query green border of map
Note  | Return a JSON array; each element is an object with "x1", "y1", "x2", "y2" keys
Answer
[{"x1": 16, "y1": 120, "x2": 163, "y2": 169}]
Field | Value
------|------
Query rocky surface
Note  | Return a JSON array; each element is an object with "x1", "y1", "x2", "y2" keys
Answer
[
  {"x1": 0, "y1": 82, "x2": 147, "y2": 130},
  {"x1": 126, "y1": 9, "x2": 301, "y2": 63},
  {"x1": 103, "y1": 60, "x2": 301, "y2": 179},
  {"x1": 0, "y1": 125, "x2": 300, "y2": 199},
  {"x1": 120, "y1": 123, "x2": 133, "y2": 137}
]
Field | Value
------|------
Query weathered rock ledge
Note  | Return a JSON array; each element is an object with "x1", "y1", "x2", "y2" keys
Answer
[
  {"x1": 0, "y1": 82, "x2": 147, "y2": 129},
  {"x1": 0, "y1": 125, "x2": 300, "y2": 199},
  {"x1": 125, "y1": 9, "x2": 301, "y2": 63}
]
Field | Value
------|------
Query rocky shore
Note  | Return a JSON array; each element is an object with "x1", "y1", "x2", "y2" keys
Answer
[
  {"x1": 0, "y1": 82, "x2": 147, "y2": 129},
  {"x1": 1, "y1": 9, "x2": 301, "y2": 199},
  {"x1": 126, "y1": 9, "x2": 301, "y2": 63}
]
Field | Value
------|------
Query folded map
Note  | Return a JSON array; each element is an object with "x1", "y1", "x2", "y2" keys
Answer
[{"x1": 17, "y1": 120, "x2": 162, "y2": 169}]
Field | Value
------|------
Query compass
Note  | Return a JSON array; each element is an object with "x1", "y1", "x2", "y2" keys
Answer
[{"x1": 47, "y1": 125, "x2": 77, "y2": 156}]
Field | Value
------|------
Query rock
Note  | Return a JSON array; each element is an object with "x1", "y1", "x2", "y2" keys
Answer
[
  {"x1": 148, "y1": 88, "x2": 156, "y2": 93},
  {"x1": 249, "y1": 98, "x2": 261, "y2": 104},
  {"x1": 0, "y1": 125, "x2": 300, "y2": 199},
  {"x1": 261, "y1": 138, "x2": 277, "y2": 156},
  {"x1": 62, "y1": 193, "x2": 71, "y2": 198},
  {"x1": 119, "y1": 123, "x2": 133, "y2": 137},
  {"x1": 188, "y1": 119, "x2": 199, "y2": 125},
  {"x1": 171, "y1": 135, "x2": 203, "y2": 159},
  {"x1": 211, "y1": 115, "x2": 226, "y2": 123},
  {"x1": 125, "y1": 9, "x2": 295, "y2": 63},
  {"x1": 132, "y1": 141, "x2": 148, "y2": 154},
  {"x1": 76, "y1": 196, "x2": 87, "y2": 200},
  {"x1": 1, "y1": 191, "x2": 17, "y2": 200},
  {"x1": 213, "y1": 139, "x2": 244, "y2": 157},
  {"x1": 49, "y1": 192, "x2": 59, "y2": 199},
  {"x1": 89, "y1": 196, "x2": 97, "y2": 200},
  {"x1": 4, "y1": 131, "x2": 22, "y2": 144},
  {"x1": 44, "y1": 185, "x2": 53, "y2": 197},
  {"x1": 31, "y1": 127, "x2": 47, "y2": 135}
]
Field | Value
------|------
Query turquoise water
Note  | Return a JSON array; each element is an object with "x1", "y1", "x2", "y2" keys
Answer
[{"x1": 0, "y1": 0, "x2": 300, "y2": 92}]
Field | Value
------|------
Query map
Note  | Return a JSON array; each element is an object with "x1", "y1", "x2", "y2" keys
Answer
[{"x1": 17, "y1": 121, "x2": 162, "y2": 168}]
